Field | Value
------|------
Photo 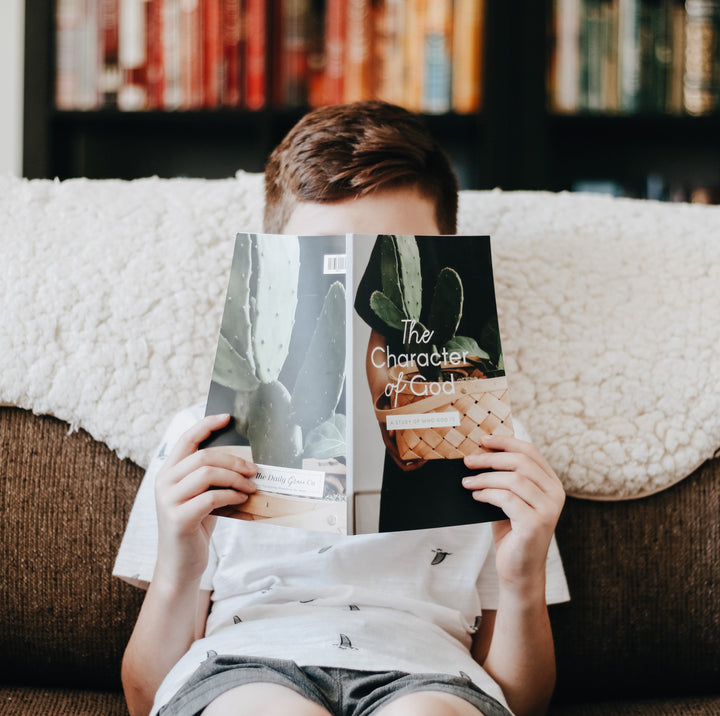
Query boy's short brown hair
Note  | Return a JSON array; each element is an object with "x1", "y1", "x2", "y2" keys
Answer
[{"x1": 264, "y1": 101, "x2": 459, "y2": 234}]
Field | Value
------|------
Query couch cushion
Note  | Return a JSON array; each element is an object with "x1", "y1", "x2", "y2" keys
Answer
[
  {"x1": 0, "y1": 685, "x2": 127, "y2": 716},
  {"x1": 0, "y1": 407, "x2": 145, "y2": 689},
  {"x1": 551, "y1": 456, "x2": 720, "y2": 702},
  {"x1": 549, "y1": 695, "x2": 720, "y2": 716}
]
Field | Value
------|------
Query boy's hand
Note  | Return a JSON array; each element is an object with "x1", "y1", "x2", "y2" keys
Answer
[
  {"x1": 154, "y1": 413, "x2": 258, "y2": 587},
  {"x1": 462, "y1": 434, "x2": 565, "y2": 598}
]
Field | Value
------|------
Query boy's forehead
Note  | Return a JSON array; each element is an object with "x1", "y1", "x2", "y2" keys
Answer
[{"x1": 282, "y1": 186, "x2": 440, "y2": 236}]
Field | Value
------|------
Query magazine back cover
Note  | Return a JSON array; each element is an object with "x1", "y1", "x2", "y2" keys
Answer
[{"x1": 203, "y1": 232, "x2": 349, "y2": 533}]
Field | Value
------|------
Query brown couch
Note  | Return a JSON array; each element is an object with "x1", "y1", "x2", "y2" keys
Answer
[{"x1": 1, "y1": 405, "x2": 718, "y2": 715}]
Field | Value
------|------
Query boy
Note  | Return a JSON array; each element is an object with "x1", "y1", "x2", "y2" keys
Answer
[{"x1": 115, "y1": 101, "x2": 569, "y2": 716}]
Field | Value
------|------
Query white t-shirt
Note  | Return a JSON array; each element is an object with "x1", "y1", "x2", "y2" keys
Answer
[{"x1": 114, "y1": 404, "x2": 570, "y2": 715}]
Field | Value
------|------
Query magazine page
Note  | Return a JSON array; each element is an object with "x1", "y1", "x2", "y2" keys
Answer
[
  {"x1": 202, "y1": 232, "x2": 513, "y2": 536},
  {"x1": 202, "y1": 232, "x2": 349, "y2": 534},
  {"x1": 352, "y1": 234, "x2": 513, "y2": 534}
]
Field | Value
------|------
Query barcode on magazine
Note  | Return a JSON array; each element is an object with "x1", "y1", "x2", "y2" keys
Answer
[{"x1": 323, "y1": 254, "x2": 346, "y2": 274}]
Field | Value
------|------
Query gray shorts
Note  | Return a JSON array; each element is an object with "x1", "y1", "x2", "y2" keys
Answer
[{"x1": 158, "y1": 653, "x2": 512, "y2": 716}]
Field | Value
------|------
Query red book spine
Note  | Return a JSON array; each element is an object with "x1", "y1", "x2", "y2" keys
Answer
[
  {"x1": 306, "y1": 0, "x2": 326, "y2": 108},
  {"x1": 180, "y1": 0, "x2": 203, "y2": 108},
  {"x1": 146, "y1": 0, "x2": 165, "y2": 109},
  {"x1": 323, "y1": 0, "x2": 346, "y2": 105},
  {"x1": 203, "y1": 0, "x2": 222, "y2": 107},
  {"x1": 245, "y1": 0, "x2": 268, "y2": 109},
  {"x1": 221, "y1": 0, "x2": 242, "y2": 106},
  {"x1": 270, "y1": 0, "x2": 284, "y2": 107}
]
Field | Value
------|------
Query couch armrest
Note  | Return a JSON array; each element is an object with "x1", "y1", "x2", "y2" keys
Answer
[
  {"x1": 551, "y1": 457, "x2": 720, "y2": 703},
  {"x1": 0, "y1": 407, "x2": 145, "y2": 690}
]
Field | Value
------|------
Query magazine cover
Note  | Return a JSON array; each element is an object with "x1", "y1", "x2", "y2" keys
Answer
[{"x1": 203, "y1": 232, "x2": 512, "y2": 534}]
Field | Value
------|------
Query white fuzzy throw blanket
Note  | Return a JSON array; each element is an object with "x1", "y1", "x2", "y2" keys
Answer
[{"x1": 2, "y1": 173, "x2": 718, "y2": 499}]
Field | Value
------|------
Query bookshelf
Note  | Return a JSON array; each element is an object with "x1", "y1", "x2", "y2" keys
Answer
[
  {"x1": 22, "y1": 1, "x2": 720, "y2": 201},
  {"x1": 22, "y1": 0, "x2": 522, "y2": 189},
  {"x1": 544, "y1": 0, "x2": 720, "y2": 201}
]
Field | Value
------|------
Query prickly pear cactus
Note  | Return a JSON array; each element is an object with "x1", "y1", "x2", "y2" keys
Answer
[
  {"x1": 367, "y1": 235, "x2": 467, "y2": 382},
  {"x1": 369, "y1": 289, "x2": 406, "y2": 330},
  {"x1": 211, "y1": 332, "x2": 260, "y2": 394},
  {"x1": 221, "y1": 233, "x2": 255, "y2": 370},
  {"x1": 246, "y1": 381, "x2": 303, "y2": 467},
  {"x1": 251, "y1": 234, "x2": 300, "y2": 383},
  {"x1": 392, "y1": 235, "x2": 423, "y2": 320},
  {"x1": 291, "y1": 281, "x2": 346, "y2": 433},
  {"x1": 379, "y1": 235, "x2": 403, "y2": 311},
  {"x1": 426, "y1": 267, "x2": 463, "y2": 347}
]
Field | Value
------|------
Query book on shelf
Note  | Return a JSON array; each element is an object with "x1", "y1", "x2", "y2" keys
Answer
[
  {"x1": 306, "y1": 0, "x2": 327, "y2": 108},
  {"x1": 100, "y1": 0, "x2": 121, "y2": 106},
  {"x1": 343, "y1": 0, "x2": 373, "y2": 103},
  {"x1": 203, "y1": 0, "x2": 222, "y2": 108},
  {"x1": 180, "y1": 0, "x2": 204, "y2": 108},
  {"x1": 403, "y1": 0, "x2": 426, "y2": 112},
  {"x1": 683, "y1": 0, "x2": 720, "y2": 115},
  {"x1": 618, "y1": 0, "x2": 641, "y2": 113},
  {"x1": 56, "y1": 0, "x2": 102, "y2": 111},
  {"x1": 372, "y1": 0, "x2": 404, "y2": 106},
  {"x1": 245, "y1": 0, "x2": 268, "y2": 109},
  {"x1": 202, "y1": 232, "x2": 513, "y2": 535},
  {"x1": 272, "y1": 0, "x2": 322, "y2": 108},
  {"x1": 452, "y1": 0, "x2": 484, "y2": 114},
  {"x1": 549, "y1": 0, "x2": 718, "y2": 116},
  {"x1": 221, "y1": 0, "x2": 244, "y2": 107},
  {"x1": 53, "y1": 0, "x2": 485, "y2": 115},
  {"x1": 422, "y1": 0, "x2": 453, "y2": 114},
  {"x1": 323, "y1": 0, "x2": 346, "y2": 105},
  {"x1": 118, "y1": 0, "x2": 147, "y2": 110},
  {"x1": 146, "y1": 0, "x2": 165, "y2": 109}
]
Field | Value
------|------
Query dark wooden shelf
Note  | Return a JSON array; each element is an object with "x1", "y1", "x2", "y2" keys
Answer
[
  {"x1": 547, "y1": 111, "x2": 720, "y2": 136},
  {"x1": 544, "y1": 112, "x2": 720, "y2": 195},
  {"x1": 45, "y1": 108, "x2": 487, "y2": 184}
]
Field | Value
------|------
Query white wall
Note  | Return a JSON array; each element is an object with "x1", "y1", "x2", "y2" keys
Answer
[{"x1": 0, "y1": 0, "x2": 24, "y2": 176}]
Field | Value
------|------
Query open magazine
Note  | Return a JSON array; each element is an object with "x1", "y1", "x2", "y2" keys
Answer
[{"x1": 202, "y1": 233, "x2": 514, "y2": 534}]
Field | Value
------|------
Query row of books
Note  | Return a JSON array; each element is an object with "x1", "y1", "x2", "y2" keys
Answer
[
  {"x1": 55, "y1": 0, "x2": 484, "y2": 114},
  {"x1": 549, "y1": 0, "x2": 720, "y2": 116}
]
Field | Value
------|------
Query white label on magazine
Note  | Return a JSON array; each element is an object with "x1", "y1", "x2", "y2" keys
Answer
[
  {"x1": 254, "y1": 464, "x2": 325, "y2": 498},
  {"x1": 387, "y1": 411, "x2": 461, "y2": 431},
  {"x1": 323, "y1": 254, "x2": 346, "y2": 274}
]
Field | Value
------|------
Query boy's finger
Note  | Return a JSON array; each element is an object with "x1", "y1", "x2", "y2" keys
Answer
[
  {"x1": 165, "y1": 414, "x2": 232, "y2": 467},
  {"x1": 462, "y1": 471, "x2": 544, "y2": 509},
  {"x1": 479, "y1": 433, "x2": 558, "y2": 480},
  {"x1": 465, "y1": 434, "x2": 563, "y2": 492},
  {"x1": 179, "y1": 488, "x2": 250, "y2": 525},
  {"x1": 173, "y1": 466, "x2": 258, "y2": 502},
  {"x1": 464, "y1": 451, "x2": 550, "y2": 495},
  {"x1": 470, "y1": 486, "x2": 533, "y2": 524},
  {"x1": 168, "y1": 446, "x2": 258, "y2": 487}
]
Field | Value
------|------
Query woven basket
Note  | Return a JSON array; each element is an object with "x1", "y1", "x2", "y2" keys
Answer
[{"x1": 374, "y1": 362, "x2": 514, "y2": 461}]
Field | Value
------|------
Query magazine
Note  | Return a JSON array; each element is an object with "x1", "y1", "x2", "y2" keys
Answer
[{"x1": 202, "y1": 232, "x2": 513, "y2": 534}]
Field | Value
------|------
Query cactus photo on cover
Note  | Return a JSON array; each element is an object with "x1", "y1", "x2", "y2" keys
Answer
[
  {"x1": 354, "y1": 234, "x2": 513, "y2": 465},
  {"x1": 203, "y1": 233, "x2": 348, "y2": 533}
]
